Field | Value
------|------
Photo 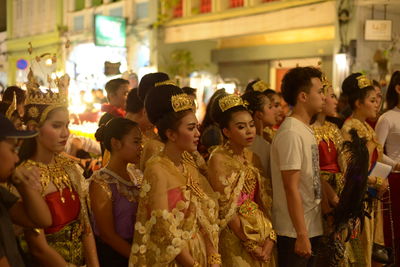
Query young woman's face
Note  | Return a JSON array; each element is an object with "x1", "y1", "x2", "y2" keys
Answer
[
  {"x1": 0, "y1": 138, "x2": 19, "y2": 181},
  {"x1": 116, "y1": 127, "x2": 142, "y2": 164},
  {"x1": 374, "y1": 85, "x2": 382, "y2": 110},
  {"x1": 36, "y1": 108, "x2": 70, "y2": 154},
  {"x1": 271, "y1": 94, "x2": 284, "y2": 123},
  {"x1": 357, "y1": 90, "x2": 379, "y2": 120},
  {"x1": 257, "y1": 96, "x2": 277, "y2": 127},
  {"x1": 322, "y1": 86, "x2": 338, "y2": 117},
  {"x1": 223, "y1": 110, "x2": 256, "y2": 147},
  {"x1": 173, "y1": 112, "x2": 200, "y2": 153}
]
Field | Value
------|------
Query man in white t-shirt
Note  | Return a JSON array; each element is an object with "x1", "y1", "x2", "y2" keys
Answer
[{"x1": 270, "y1": 67, "x2": 325, "y2": 267}]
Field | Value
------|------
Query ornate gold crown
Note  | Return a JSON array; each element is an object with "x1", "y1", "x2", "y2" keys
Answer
[
  {"x1": 219, "y1": 94, "x2": 247, "y2": 112},
  {"x1": 155, "y1": 80, "x2": 177, "y2": 87},
  {"x1": 171, "y1": 93, "x2": 195, "y2": 112},
  {"x1": 252, "y1": 80, "x2": 269, "y2": 92},
  {"x1": 357, "y1": 75, "x2": 372, "y2": 89},
  {"x1": 321, "y1": 76, "x2": 331, "y2": 88},
  {"x1": 5, "y1": 92, "x2": 17, "y2": 119},
  {"x1": 25, "y1": 68, "x2": 69, "y2": 107}
]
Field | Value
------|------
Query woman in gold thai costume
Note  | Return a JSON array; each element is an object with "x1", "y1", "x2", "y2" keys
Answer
[
  {"x1": 129, "y1": 82, "x2": 220, "y2": 267},
  {"x1": 208, "y1": 92, "x2": 276, "y2": 266},
  {"x1": 244, "y1": 80, "x2": 280, "y2": 144},
  {"x1": 310, "y1": 78, "x2": 362, "y2": 266},
  {"x1": 17, "y1": 70, "x2": 99, "y2": 267},
  {"x1": 341, "y1": 73, "x2": 388, "y2": 267}
]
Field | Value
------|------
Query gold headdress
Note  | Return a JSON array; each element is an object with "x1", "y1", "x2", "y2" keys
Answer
[
  {"x1": 252, "y1": 80, "x2": 269, "y2": 93},
  {"x1": 5, "y1": 92, "x2": 17, "y2": 120},
  {"x1": 155, "y1": 80, "x2": 177, "y2": 87},
  {"x1": 356, "y1": 75, "x2": 372, "y2": 89},
  {"x1": 171, "y1": 93, "x2": 195, "y2": 112},
  {"x1": 321, "y1": 76, "x2": 331, "y2": 95},
  {"x1": 25, "y1": 69, "x2": 70, "y2": 125},
  {"x1": 219, "y1": 94, "x2": 248, "y2": 112}
]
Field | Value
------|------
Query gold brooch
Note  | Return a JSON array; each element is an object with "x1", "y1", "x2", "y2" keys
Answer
[
  {"x1": 171, "y1": 93, "x2": 195, "y2": 112},
  {"x1": 28, "y1": 106, "x2": 39, "y2": 118},
  {"x1": 252, "y1": 80, "x2": 269, "y2": 92},
  {"x1": 357, "y1": 75, "x2": 372, "y2": 89},
  {"x1": 155, "y1": 80, "x2": 177, "y2": 87},
  {"x1": 219, "y1": 94, "x2": 247, "y2": 112}
]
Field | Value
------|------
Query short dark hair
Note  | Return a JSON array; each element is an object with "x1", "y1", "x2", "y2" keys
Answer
[
  {"x1": 281, "y1": 67, "x2": 322, "y2": 106},
  {"x1": 105, "y1": 78, "x2": 129, "y2": 96},
  {"x1": 95, "y1": 117, "x2": 139, "y2": 152},
  {"x1": 126, "y1": 88, "x2": 144, "y2": 113},
  {"x1": 3, "y1": 86, "x2": 26, "y2": 105},
  {"x1": 386, "y1": 71, "x2": 400, "y2": 110},
  {"x1": 182, "y1": 87, "x2": 196, "y2": 97}
]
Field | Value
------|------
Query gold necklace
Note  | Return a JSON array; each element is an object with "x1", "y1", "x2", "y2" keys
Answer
[
  {"x1": 23, "y1": 155, "x2": 76, "y2": 203},
  {"x1": 223, "y1": 142, "x2": 257, "y2": 195},
  {"x1": 311, "y1": 121, "x2": 342, "y2": 152}
]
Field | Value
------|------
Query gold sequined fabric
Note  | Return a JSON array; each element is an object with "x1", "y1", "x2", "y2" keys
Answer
[{"x1": 129, "y1": 153, "x2": 219, "y2": 266}]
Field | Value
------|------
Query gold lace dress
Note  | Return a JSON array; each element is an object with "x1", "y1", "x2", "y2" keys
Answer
[
  {"x1": 129, "y1": 152, "x2": 219, "y2": 266},
  {"x1": 208, "y1": 144, "x2": 276, "y2": 267},
  {"x1": 17, "y1": 154, "x2": 91, "y2": 266},
  {"x1": 342, "y1": 118, "x2": 384, "y2": 267}
]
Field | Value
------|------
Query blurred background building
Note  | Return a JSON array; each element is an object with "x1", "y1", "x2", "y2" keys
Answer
[{"x1": 1, "y1": 0, "x2": 399, "y2": 96}]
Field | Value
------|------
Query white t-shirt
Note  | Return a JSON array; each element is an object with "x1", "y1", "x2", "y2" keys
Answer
[
  {"x1": 270, "y1": 117, "x2": 323, "y2": 238},
  {"x1": 375, "y1": 107, "x2": 400, "y2": 167},
  {"x1": 249, "y1": 135, "x2": 271, "y2": 178}
]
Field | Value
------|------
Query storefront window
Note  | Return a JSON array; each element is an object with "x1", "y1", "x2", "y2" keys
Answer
[
  {"x1": 200, "y1": 0, "x2": 211, "y2": 13},
  {"x1": 230, "y1": 0, "x2": 244, "y2": 8},
  {"x1": 75, "y1": 0, "x2": 85, "y2": 11},
  {"x1": 93, "y1": 0, "x2": 103, "y2": 6},
  {"x1": 173, "y1": 0, "x2": 183, "y2": 18}
]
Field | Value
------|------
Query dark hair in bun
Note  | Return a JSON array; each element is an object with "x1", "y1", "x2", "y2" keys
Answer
[
  {"x1": 211, "y1": 92, "x2": 249, "y2": 129},
  {"x1": 241, "y1": 91, "x2": 267, "y2": 115},
  {"x1": 245, "y1": 80, "x2": 276, "y2": 101},
  {"x1": 341, "y1": 73, "x2": 375, "y2": 110},
  {"x1": 126, "y1": 88, "x2": 143, "y2": 113},
  {"x1": 95, "y1": 117, "x2": 139, "y2": 152},
  {"x1": 138, "y1": 72, "x2": 169, "y2": 102},
  {"x1": 144, "y1": 84, "x2": 192, "y2": 142}
]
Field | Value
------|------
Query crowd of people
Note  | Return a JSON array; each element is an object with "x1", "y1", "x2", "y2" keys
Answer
[{"x1": 0, "y1": 66, "x2": 399, "y2": 267}]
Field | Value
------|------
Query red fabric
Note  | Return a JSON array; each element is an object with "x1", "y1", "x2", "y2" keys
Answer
[
  {"x1": 44, "y1": 188, "x2": 81, "y2": 234},
  {"x1": 370, "y1": 149, "x2": 378, "y2": 171},
  {"x1": 318, "y1": 140, "x2": 340, "y2": 173},
  {"x1": 101, "y1": 104, "x2": 126, "y2": 118},
  {"x1": 168, "y1": 187, "x2": 184, "y2": 211}
]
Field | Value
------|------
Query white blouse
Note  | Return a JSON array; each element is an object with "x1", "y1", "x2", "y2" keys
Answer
[{"x1": 375, "y1": 107, "x2": 400, "y2": 167}]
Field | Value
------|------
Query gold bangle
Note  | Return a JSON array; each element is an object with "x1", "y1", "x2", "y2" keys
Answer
[
  {"x1": 376, "y1": 177, "x2": 383, "y2": 188},
  {"x1": 243, "y1": 239, "x2": 258, "y2": 253},
  {"x1": 269, "y1": 230, "x2": 277, "y2": 242},
  {"x1": 208, "y1": 253, "x2": 222, "y2": 265},
  {"x1": 192, "y1": 261, "x2": 201, "y2": 267}
]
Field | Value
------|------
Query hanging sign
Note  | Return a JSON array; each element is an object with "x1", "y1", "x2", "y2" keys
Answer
[{"x1": 365, "y1": 20, "x2": 392, "y2": 41}]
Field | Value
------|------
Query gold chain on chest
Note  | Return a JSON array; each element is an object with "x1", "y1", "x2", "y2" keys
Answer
[{"x1": 23, "y1": 156, "x2": 76, "y2": 203}]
